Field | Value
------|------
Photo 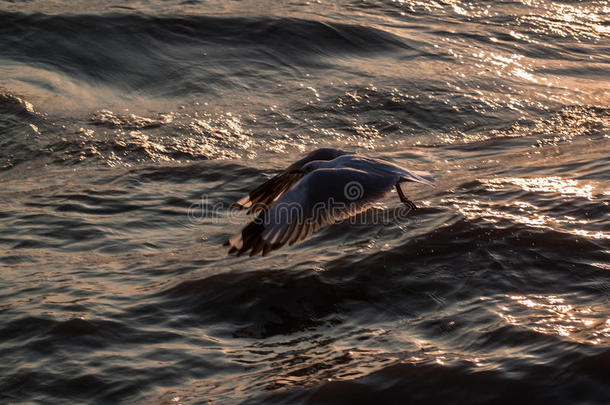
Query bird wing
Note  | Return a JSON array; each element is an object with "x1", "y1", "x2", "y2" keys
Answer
[
  {"x1": 226, "y1": 167, "x2": 399, "y2": 257},
  {"x1": 232, "y1": 148, "x2": 348, "y2": 215},
  {"x1": 232, "y1": 171, "x2": 305, "y2": 215}
]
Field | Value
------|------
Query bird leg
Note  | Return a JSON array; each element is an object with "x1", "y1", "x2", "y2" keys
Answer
[{"x1": 395, "y1": 183, "x2": 417, "y2": 211}]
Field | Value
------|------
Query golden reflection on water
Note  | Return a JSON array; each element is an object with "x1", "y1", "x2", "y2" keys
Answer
[
  {"x1": 497, "y1": 295, "x2": 610, "y2": 345},
  {"x1": 394, "y1": 0, "x2": 610, "y2": 119},
  {"x1": 484, "y1": 176, "x2": 596, "y2": 199},
  {"x1": 519, "y1": 1, "x2": 610, "y2": 40},
  {"x1": 443, "y1": 175, "x2": 609, "y2": 239},
  {"x1": 390, "y1": 0, "x2": 609, "y2": 41}
]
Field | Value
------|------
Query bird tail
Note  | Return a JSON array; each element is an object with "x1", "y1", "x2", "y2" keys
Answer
[{"x1": 402, "y1": 170, "x2": 435, "y2": 187}]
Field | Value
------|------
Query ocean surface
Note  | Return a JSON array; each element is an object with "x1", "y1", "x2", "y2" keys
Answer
[{"x1": 1, "y1": 0, "x2": 609, "y2": 403}]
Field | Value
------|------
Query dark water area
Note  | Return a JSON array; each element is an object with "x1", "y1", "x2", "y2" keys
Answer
[{"x1": 1, "y1": 0, "x2": 609, "y2": 404}]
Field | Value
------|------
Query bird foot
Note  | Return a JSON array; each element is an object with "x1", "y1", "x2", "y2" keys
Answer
[
  {"x1": 395, "y1": 183, "x2": 417, "y2": 212},
  {"x1": 400, "y1": 197, "x2": 417, "y2": 211}
]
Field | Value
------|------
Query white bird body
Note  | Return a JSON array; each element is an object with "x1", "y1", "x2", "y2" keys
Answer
[{"x1": 225, "y1": 148, "x2": 434, "y2": 257}]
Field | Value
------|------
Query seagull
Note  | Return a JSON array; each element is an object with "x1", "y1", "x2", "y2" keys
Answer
[{"x1": 225, "y1": 148, "x2": 434, "y2": 257}]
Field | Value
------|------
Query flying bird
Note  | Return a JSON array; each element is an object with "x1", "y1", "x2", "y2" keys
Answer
[{"x1": 225, "y1": 148, "x2": 434, "y2": 257}]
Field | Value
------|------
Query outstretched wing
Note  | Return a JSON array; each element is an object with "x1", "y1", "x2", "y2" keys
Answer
[
  {"x1": 226, "y1": 167, "x2": 399, "y2": 257},
  {"x1": 232, "y1": 148, "x2": 348, "y2": 215},
  {"x1": 232, "y1": 171, "x2": 305, "y2": 215}
]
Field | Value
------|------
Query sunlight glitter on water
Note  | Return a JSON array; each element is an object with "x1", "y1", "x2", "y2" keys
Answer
[
  {"x1": 484, "y1": 177, "x2": 597, "y2": 199},
  {"x1": 497, "y1": 295, "x2": 610, "y2": 345},
  {"x1": 519, "y1": 1, "x2": 610, "y2": 40},
  {"x1": 443, "y1": 173, "x2": 608, "y2": 240}
]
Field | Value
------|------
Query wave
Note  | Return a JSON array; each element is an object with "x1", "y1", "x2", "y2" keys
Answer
[
  {"x1": 151, "y1": 213, "x2": 608, "y2": 340},
  {"x1": 0, "y1": 91, "x2": 46, "y2": 170},
  {"x1": 0, "y1": 11, "x2": 410, "y2": 95},
  {"x1": 248, "y1": 349, "x2": 610, "y2": 405}
]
